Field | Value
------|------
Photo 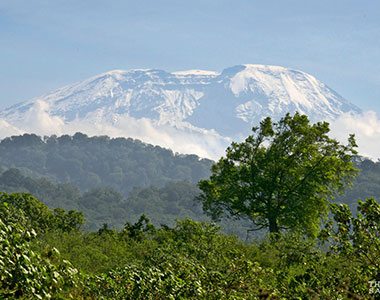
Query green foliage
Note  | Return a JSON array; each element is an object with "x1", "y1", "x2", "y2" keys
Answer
[
  {"x1": 0, "y1": 131, "x2": 378, "y2": 237},
  {"x1": 81, "y1": 256, "x2": 276, "y2": 299},
  {"x1": 0, "y1": 133, "x2": 212, "y2": 193},
  {"x1": 0, "y1": 192, "x2": 53, "y2": 233},
  {"x1": 79, "y1": 187, "x2": 127, "y2": 230},
  {"x1": 0, "y1": 192, "x2": 84, "y2": 233},
  {"x1": 0, "y1": 167, "x2": 82, "y2": 211},
  {"x1": 2, "y1": 192, "x2": 377, "y2": 299},
  {"x1": 1, "y1": 126, "x2": 380, "y2": 298},
  {"x1": 0, "y1": 133, "x2": 215, "y2": 231},
  {"x1": 78, "y1": 219, "x2": 277, "y2": 299},
  {"x1": 125, "y1": 181, "x2": 205, "y2": 225},
  {"x1": 199, "y1": 113, "x2": 358, "y2": 237},
  {"x1": 52, "y1": 208, "x2": 85, "y2": 232},
  {"x1": 123, "y1": 214, "x2": 155, "y2": 241},
  {"x1": 337, "y1": 158, "x2": 380, "y2": 213},
  {"x1": 0, "y1": 167, "x2": 260, "y2": 238},
  {"x1": 254, "y1": 232, "x2": 371, "y2": 298},
  {"x1": 324, "y1": 198, "x2": 380, "y2": 281},
  {"x1": 0, "y1": 202, "x2": 79, "y2": 299}
]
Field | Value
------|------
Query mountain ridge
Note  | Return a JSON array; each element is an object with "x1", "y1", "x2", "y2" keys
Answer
[{"x1": 0, "y1": 64, "x2": 362, "y2": 158}]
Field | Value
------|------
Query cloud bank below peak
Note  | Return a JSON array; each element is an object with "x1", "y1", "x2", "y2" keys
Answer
[
  {"x1": 0, "y1": 100, "x2": 230, "y2": 159},
  {"x1": 0, "y1": 99, "x2": 379, "y2": 161},
  {"x1": 330, "y1": 111, "x2": 380, "y2": 160},
  {"x1": 0, "y1": 65, "x2": 375, "y2": 160}
]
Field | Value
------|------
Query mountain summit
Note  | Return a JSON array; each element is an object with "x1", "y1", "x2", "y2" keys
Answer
[{"x1": 0, "y1": 64, "x2": 361, "y2": 158}]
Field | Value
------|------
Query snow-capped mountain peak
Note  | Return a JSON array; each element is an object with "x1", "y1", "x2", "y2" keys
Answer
[{"x1": 0, "y1": 64, "x2": 361, "y2": 158}]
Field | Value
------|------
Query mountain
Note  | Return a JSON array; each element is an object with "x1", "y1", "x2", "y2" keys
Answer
[{"x1": 0, "y1": 64, "x2": 361, "y2": 158}]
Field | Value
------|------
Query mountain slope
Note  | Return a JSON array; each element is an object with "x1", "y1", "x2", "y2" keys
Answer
[{"x1": 0, "y1": 64, "x2": 361, "y2": 158}]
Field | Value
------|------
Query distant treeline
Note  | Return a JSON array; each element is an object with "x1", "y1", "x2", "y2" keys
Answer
[
  {"x1": 0, "y1": 167, "x2": 203, "y2": 230},
  {"x1": 336, "y1": 157, "x2": 380, "y2": 212},
  {"x1": 0, "y1": 133, "x2": 212, "y2": 193}
]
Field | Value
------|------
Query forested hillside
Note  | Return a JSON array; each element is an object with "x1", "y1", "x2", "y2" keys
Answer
[
  {"x1": 0, "y1": 133, "x2": 212, "y2": 193},
  {"x1": 0, "y1": 167, "x2": 205, "y2": 230},
  {"x1": 0, "y1": 133, "x2": 379, "y2": 234},
  {"x1": 0, "y1": 161, "x2": 251, "y2": 235},
  {"x1": 337, "y1": 157, "x2": 380, "y2": 211}
]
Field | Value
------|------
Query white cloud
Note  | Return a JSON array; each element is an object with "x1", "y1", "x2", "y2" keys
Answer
[
  {"x1": 1, "y1": 101, "x2": 229, "y2": 160},
  {"x1": 0, "y1": 119, "x2": 23, "y2": 137},
  {"x1": 23, "y1": 100, "x2": 64, "y2": 135},
  {"x1": 330, "y1": 111, "x2": 380, "y2": 160},
  {"x1": 63, "y1": 115, "x2": 230, "y2": 159}
]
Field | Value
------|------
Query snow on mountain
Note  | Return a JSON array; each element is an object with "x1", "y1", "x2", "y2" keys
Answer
[
  {"x1": 0, "y1": 64, "x2": 362, "y2": 158},
  {"x1": 172, "y1": 69, "x2": 220, "y2": 76}
]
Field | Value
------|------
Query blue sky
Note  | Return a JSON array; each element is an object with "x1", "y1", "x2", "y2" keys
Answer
[{"x1": 1, "y1": 0, "x2": 379, "y2": 112}]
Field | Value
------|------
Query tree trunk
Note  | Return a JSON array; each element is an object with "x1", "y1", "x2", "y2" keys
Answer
[{"x1": 268, "y1": 217, "x2": 279, "y2": 234}]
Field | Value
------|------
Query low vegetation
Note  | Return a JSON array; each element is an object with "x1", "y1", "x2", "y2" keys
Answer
[{"x1": 1, "y1": 192, "x2": 379, "y2": 298}]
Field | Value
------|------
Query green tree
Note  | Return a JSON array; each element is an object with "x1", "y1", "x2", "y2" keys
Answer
[
  {"x1": 0, "y1": 192, "x2": 53, "y2": 233},
  {"x1": 198, "y1": 113, "x2": 358, "y2": 237},
  {"x1": 52, "y1": 208, "x2": 85, "y2": 232}
]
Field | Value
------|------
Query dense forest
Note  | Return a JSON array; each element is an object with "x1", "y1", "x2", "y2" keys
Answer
[
  {"x1": 0, "y1": 133, "x2": 212, "y2": 193},
  {"x1": 0, "y1": 167, "x2": 204, "y2": 230},
  {"x1": 0, "y1": 133, "x2": 379, "y2": 232},
  {"x1": 1, "y1": 117, "x2": 380, "y2": 298},
  {"x1": 0, "y1": 161, "x2": 251, "y2": 235}
]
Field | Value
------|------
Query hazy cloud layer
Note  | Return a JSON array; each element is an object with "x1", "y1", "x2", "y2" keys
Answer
[
  {"x1": 63, "y1": 117, "x2": 230, "y2": 159},
  {"x1": 0, "y1": 101, "x2": 230, "y2": 159},
  {"x1": 0, "y1": 100, "x2": 379, "y2": 160}
]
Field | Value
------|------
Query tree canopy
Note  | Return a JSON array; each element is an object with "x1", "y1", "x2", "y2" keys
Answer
[
  {"x1": 0, "y1": 133, "x2": 212, "y2": 193},
  {"x1": 198, "y1": 113, "x2": 358, "y2": 237}
]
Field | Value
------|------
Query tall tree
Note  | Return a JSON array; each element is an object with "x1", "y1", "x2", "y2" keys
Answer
[{"x1": 198, "y1": 113, "x2": 358, "y2": 237}]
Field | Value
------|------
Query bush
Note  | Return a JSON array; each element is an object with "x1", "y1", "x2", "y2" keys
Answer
[{"x1": 0, "y1": 202, "x2": 79, "y2": 298}]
